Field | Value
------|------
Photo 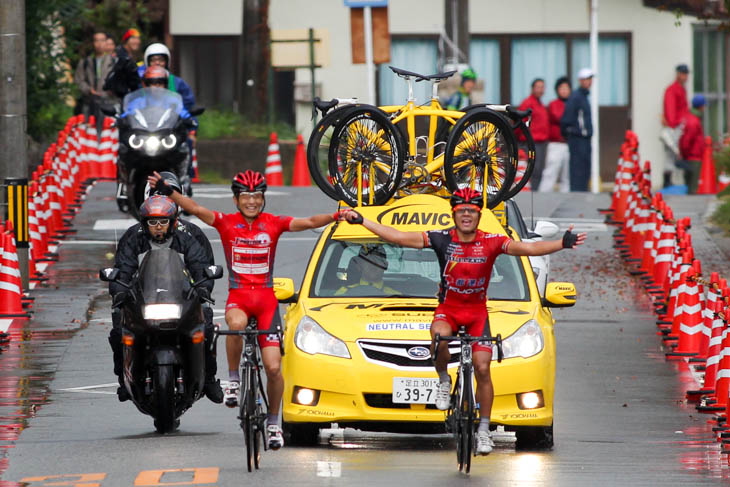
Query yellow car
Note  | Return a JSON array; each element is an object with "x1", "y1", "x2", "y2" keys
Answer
[{"x1": 273, "y1": 194, "x2": 576, "y2": 448}]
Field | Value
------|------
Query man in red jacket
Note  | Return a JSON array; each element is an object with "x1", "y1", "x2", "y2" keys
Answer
[
  {"x1": 538, "y1": 77, "x2": 571, "y2": 192},
  {"x1": 661, "y1": 64, "x2": 689, "y2": 159},
  {"x1": 678, "y1": 94, "x2": 706, "y2": 194},
  {"x1": 518, "y1": 78, "x2": 549, "y2": 190}
]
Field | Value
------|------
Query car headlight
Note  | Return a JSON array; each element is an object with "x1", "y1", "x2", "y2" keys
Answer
[
  {"x1": 498, "y1": 319, "x2": 544, "y2": 360},
  {"x1": 143, "y1": 304, "x2": 181, "y2": 320},
  {"x1": 161, "y1": 134, "x2": 177, "y2": 149},
  {"x1": 129, "y1": 134, "x2": 144, "y2": 149},
  {"x1": 294, "y1": 316, "x2": 350, "y2": 358},
  {"x1": 144, "y1": 135, "x2": 161, "y2": 155}
]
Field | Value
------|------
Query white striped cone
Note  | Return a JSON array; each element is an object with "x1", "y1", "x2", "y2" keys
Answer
[
  {"x1": 666, "y1": 256, "x2": 692, "y2": 337},
  {"x1": 85, "y1": 121, "x2": 100, "y2": 179},
  {"x1": 699, "y1": 287, "x2": 719, "y2": 359},
  {"x1": 701, "y1": 323, "x2": 730, "y2": 411},
  {"x1": 98, "y1": 119, "x2": 116, "y2": 179},
  {"x1": 669, "y1": 267, "x2": 703, "y2": 357},
  {"x1": 653, "y1": 221, "x2": 676, "y2": 294},
  {"x1": 265, "y1": 132, "x2": 283, "y2": 186},
  {"x1": 28, "y1": 192, "x2": 45, "y2": 262},
  {"x1": 699, "y1": 301, "x2": 725, "y2": 395},
  {"x1": 514, "y1": 157, "x2": 531, "y2": 191},
  {"x1": 0, "y1": 233, "x2": 24, "y2": 317}
]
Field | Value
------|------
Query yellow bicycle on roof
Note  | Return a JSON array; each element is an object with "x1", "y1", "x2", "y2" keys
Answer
[{"x1": 308, "y1": 66, "x2": 535, "y2": 209}]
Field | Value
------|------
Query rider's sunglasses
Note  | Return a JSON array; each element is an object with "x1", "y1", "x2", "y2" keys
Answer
[
  {"x1": 454, "y1": 207, "x2": 480, "y2": 215},
  {"x1": 238, "y1": 191, "x2": 263, "y2": 199},
  {"x1": 146, "y1": 218, "x2": 170, "y2": 227}
]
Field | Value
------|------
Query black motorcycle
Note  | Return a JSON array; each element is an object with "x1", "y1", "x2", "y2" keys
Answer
[
  {"x1": 100, "y1": 248, "x2": 223, "y2": 433},
  {"x1": 103, "y1": 87, "x2": 203, "y2": 219}
]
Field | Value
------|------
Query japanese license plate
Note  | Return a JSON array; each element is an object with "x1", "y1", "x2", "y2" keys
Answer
[{"x1": 392, "y1": 377, "x2": 439, "y2": 404}]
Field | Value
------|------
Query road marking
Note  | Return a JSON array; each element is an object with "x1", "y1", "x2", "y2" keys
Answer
[
  {"x1": 21, "y1": 473, "x2": 106, "y2": 486},
  {"x1": 533, "y1": 217, "x2": 608, "y2": 233},
  {"x1": 135, "y1": 468, "x2": 219, "y2": 486},
  {"x1": 57, "y1": 383, "x2": 118, "y2": 395},
  {"x1": 316, "y1": 461, "x2": 342, "y2": 478}
]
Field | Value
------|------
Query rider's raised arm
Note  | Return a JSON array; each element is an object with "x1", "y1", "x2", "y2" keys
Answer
[
  {"x1": 506, "y1": 225, "x2": 586, "y2": 256},
  {"x1": 147, "y1": 171, "x2": 216, "y2": 226},
  {"x1": 343, "y1": 209, "x2": 425, "y2": 249},
  {"x1": 289, "y1": 213, "x2": 338, "y2": 232}
]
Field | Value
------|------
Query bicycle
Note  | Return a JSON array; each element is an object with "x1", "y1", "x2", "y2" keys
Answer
[
  {"x1": 317, "y1": 66, "x2": 523, "y2": 208},
  {"x1": 215, "y1": 319, "x2": 281, "y2": 472},
  {"x1": 433, "y1": 326, "x2": 503, "y2": 474}
]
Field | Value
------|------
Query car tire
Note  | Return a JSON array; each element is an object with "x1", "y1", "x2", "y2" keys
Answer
[
  {"x1": 283, "y1": 422, "x2": 320, "y2": 446},
  {"x1": 515, "y1": 423, "x2": 554, "y2": 450}
]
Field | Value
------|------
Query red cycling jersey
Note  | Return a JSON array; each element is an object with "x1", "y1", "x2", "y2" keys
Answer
[
  {"x1": 422, "y1": 228, "x2": 511, "y2": 306},
  {"x1": 212, "y1": 211, "x2": 293, "y2": 289}
]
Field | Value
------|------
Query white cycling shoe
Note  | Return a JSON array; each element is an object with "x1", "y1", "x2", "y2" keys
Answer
[
  {"x1": 475, "y1": 431, "x2": 494, "y2": 455},
  {"x1": 435, "y1": 379, "x2": 451, "y2": 411},
  {"x1": 224, "y1": 380, "x2": 239, "y2": 408},
  {"x1": 267, "y1": 424, "x2": 284, "y2": 450}
]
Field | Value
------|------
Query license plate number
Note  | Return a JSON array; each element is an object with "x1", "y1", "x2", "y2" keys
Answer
[{"x1": 392, "y1": 377, "x2": 439, "y2": 404}]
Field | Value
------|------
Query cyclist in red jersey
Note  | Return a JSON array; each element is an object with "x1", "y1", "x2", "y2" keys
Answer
[
  {"x1": 149, "y1": 169, "x2": 342, "y2": 450},
  {"x1": 340, "y1": 188, "x2": 585, "y2": 455}
]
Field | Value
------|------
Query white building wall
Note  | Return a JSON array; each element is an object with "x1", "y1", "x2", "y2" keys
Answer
[{"x1": 170, "y1": 0, "x2": 242, "y2": 35}]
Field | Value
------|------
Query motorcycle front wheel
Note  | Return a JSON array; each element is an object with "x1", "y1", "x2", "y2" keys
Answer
[{"x1": 153, "y1": 364, "x2": 177, "y2": 434}]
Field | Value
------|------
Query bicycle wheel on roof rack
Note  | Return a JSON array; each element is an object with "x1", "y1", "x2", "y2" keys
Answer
[
  {"x1": 328, "y1": 106, "x2": 405, "y2": 207},
  {"x1": 307, "y1": 104, "x2": 361, "y2": 201},
  {"x1": 443, "y1": 108, "x2": 517, "y2": 209}
]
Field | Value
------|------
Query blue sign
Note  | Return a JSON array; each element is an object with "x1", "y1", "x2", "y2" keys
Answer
[{"x1": 344, "y1": 0, "x2": 388, "y2": 7}]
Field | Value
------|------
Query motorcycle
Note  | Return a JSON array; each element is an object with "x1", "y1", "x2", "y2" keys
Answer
[
  {"x1": 103, "y1": 87, "x2": 204, "y2": 219},
  {"x1": 100, "y1": 248, "x2": 223, "y2": 433}
]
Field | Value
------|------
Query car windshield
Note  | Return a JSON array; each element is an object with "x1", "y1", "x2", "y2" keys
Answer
[{"x1": 310, "y1": 239, "x2": 530, "y2": 301}]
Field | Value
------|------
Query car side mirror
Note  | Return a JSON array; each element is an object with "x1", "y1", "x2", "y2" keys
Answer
[
  {"x1": 533, "y1": 220, "x2": 560, "y2": 239},
  {"x1": 273, "y1": 277, "x2": 297, "y2": 303},
  {"x1": 99, "y1": 267, "x2": 120, "y2": 282},
  {"x1": 204, "y1": 265, "x2": 224, "y2": 280},
  {"x1": 542, "y1": 282, "x2": 577, "y2": 308},
  {"x1": 189, "y1": 107, "x2": 205, "y2": 117}
]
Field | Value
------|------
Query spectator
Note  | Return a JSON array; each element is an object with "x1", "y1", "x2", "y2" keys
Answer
[
  {"x1": 538, "y1": 77, "x2": 571, "y2": 192},
  {"x1": 518, "y1": 78, "x2": 549, "y2": 190},
  {"x1": 73, "y1": 31, "x2": 115, "y2": 120},
  {"x1": 661, "y1": 64, "x2": 690, "y2": 186},
  {"x1": 105, "y1": 33, "x2": 116, "y2": 56},
  {"x1": 104, "y1": 28, "x2": 143, "y2": 100},
  {"x1": 678, "y1": 94, "x2": 706, "y2": 194},
  {"x1": 561, "y1": 68, "x2": 594, "y2": 192},
  {"x1": 444, "y1": 68, "x2": 477, "y2": 111}
]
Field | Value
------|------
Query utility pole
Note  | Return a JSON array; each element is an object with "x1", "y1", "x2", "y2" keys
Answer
[
  {"x1": 0, "y1": 0, "x2": 29, "y2": 287},
  {"x1": 238, "y1": 0, "x2": 270, "y2": 123},
  {"x1": 590, "y1": 0, "x2": 600, "y2": 194}
]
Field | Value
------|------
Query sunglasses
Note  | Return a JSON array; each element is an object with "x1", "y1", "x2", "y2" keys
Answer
[
  {"x1": 146, "y1": 218, "x2": 170, "y2": 227},
  {"x1": 454, "y1": 207, "x2": 480, "y2": 215},
  {"x1": 238, "y1": 191, "x2": 263, "y2": 199}
]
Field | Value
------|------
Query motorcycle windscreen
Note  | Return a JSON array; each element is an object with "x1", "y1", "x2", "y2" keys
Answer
[
  {"x1": 122, "y1": 87, "x2": 184, "y2": 131},
  {"x1": 138, "y1": 248, "x2": 192, "y2": 309}
]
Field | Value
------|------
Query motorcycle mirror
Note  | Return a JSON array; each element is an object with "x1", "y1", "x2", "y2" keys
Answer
[
  {"x1": 204, "y1": 265, "x2": 224, "y2": 280},
  {"x1": 99, "y1": 267, "x2": 120, "y2": 282},
  {"x1": 189, "y1": 107, "x2": 205, "y2": 117}
]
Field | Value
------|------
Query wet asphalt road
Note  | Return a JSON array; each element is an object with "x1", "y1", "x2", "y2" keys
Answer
[{"x1": 1, "y1": 183, "x2": 729, "y2": 485}]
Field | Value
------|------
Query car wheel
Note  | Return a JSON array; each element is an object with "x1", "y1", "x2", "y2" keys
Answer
[
  {"x1": 515, "y1": 423, "x2": 554, "y2": 450},
  {"x1": 283, "y1": 422, "x2": 320, "y2": 446}
]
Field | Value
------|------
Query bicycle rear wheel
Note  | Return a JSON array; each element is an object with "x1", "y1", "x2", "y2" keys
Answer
[
  {"x1": 504, "y1": 122, "x2": 536, "y2": 199},
  {"x1": 443, "y1": 108, "x2": 517, "y2": 209},
  {"x1": 250, "y1": 368, "x2": 263, "y2": 470},
  {"x1": 328, "y1": 106, "x2": 405, "y2": 207},
  {"x1": 307, "y1": 105, "x2": 359, "y2": 201}
]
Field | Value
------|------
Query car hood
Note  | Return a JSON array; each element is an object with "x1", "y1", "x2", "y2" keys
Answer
[{"x1": 300, "y1": 299, "x2": 537, "y2": 342}]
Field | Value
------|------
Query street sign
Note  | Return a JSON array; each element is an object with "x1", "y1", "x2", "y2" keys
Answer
[{"x1": 344, "y1": 0, "x2": 387, "y2": 6}]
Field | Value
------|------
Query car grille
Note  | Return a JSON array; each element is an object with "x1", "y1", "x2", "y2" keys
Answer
[
  {"x1": 363, "y1": 393, "x2": 438, "y2": 410},
  {"x1": 357, "y1": 339, "x2": 460, "y2": 370}
]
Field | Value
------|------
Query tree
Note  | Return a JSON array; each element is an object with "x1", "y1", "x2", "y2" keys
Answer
[{"x1": 238, "y1": 0, "x2": 270, "y2": 123}]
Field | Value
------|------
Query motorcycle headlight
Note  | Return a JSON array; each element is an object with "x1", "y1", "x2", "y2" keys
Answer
[
  {"x1": 161, "y1": 134, "x2": 177, "y2": 149},
  {"x1": 143, "y1": 304, "x2": 181, "y2": 320},
  {"x1": 129, "y1": 134, "x2": 144, "y2": 149},
  {"x1": 294, "y1": 316, "x2": 350, "y2": 358},
  {"x1": 498, "y1": 319, "x2": 544, "y2": 360},
  {"x1": 144, "y1": 135, "x2": 161, "y2": 155}
]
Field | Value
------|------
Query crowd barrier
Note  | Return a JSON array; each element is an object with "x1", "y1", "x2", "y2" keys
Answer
[{"x1": 604, "y1": 130, "x2": 730, "y2": 453}]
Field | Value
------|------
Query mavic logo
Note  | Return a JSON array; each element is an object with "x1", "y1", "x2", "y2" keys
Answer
[{"x1": 390, "y1": 212, "x2": 451, "y2": 226}]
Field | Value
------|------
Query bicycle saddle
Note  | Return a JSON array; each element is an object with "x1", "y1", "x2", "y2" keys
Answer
[
  {"x1": 506, "y1": 105, "x2": 532, "y2": 120},
  {"x1": 313, "y1": 97, "x2": 339, "y2": 116},
  {"x1": 389, "y1": 66, "x2": 430, "y2": 82},
  {"x1": 426, "y1": 70, "x2": 457, "y2": 82}
]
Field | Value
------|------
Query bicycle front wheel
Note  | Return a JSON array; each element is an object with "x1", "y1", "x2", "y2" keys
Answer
[
  {"x1": 443, "y1": 108, "x2": 517, "y2": 209},
  {"x1": 240, "y1": 367, "x2": 257, "y2": 472},
  {"x1": 457, "y1": 367, "x2": 475, "y2": 473},
  {"x1": 328, "y1": 106, "x2": 405, "y2": 207},
  {"x1": 307, "y1": 105, "x2": 359, "y2": 201}
]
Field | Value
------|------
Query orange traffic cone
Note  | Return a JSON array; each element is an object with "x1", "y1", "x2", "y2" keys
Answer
[
  {"x1": 265, "y1": 132, "x2": 283, "y2": 186},
  {"x1": 697, "y1": 136, "x2": 717, "y2": 194},
  {"x1": 687, "y1": 299, "x2": 724, "y2": 399},
  {"x1": 191, "y1": 144, "x2": 201, "y2": 183},
  {"x1": 291, "y1": 134, "x2": 310, "y2": 187},
  {"x1": 0, "y1": 233, "x2": 28, "y2": 318},
  {"x1": 667, "y1": 264, "x2": 703, "y2": 358}
]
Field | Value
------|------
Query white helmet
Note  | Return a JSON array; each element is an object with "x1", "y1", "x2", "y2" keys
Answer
[{"x1": 144, "y1": 43, "x2": 171, "y2": 67}]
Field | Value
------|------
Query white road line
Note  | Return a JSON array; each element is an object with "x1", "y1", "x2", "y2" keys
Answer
[
  {"x1": 316, "y1": 461, "x2": 342, "y2": 478},
  {"x1": 58, "y1": 383, "x2": 118, "y2": 395}
]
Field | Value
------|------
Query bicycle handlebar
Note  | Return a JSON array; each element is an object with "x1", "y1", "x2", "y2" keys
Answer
[{"x1": 432, "y1": 332, "x2": 504, "y2": 363}]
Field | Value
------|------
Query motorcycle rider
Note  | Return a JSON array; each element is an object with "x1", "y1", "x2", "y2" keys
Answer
[{"x1": 108, "y1": 194, "x2": 223, "y2": 403}]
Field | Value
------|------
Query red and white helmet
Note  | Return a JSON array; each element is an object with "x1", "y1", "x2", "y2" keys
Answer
[{"x1": 450, "y1": 188, "x2": 483, "y2": 210}]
